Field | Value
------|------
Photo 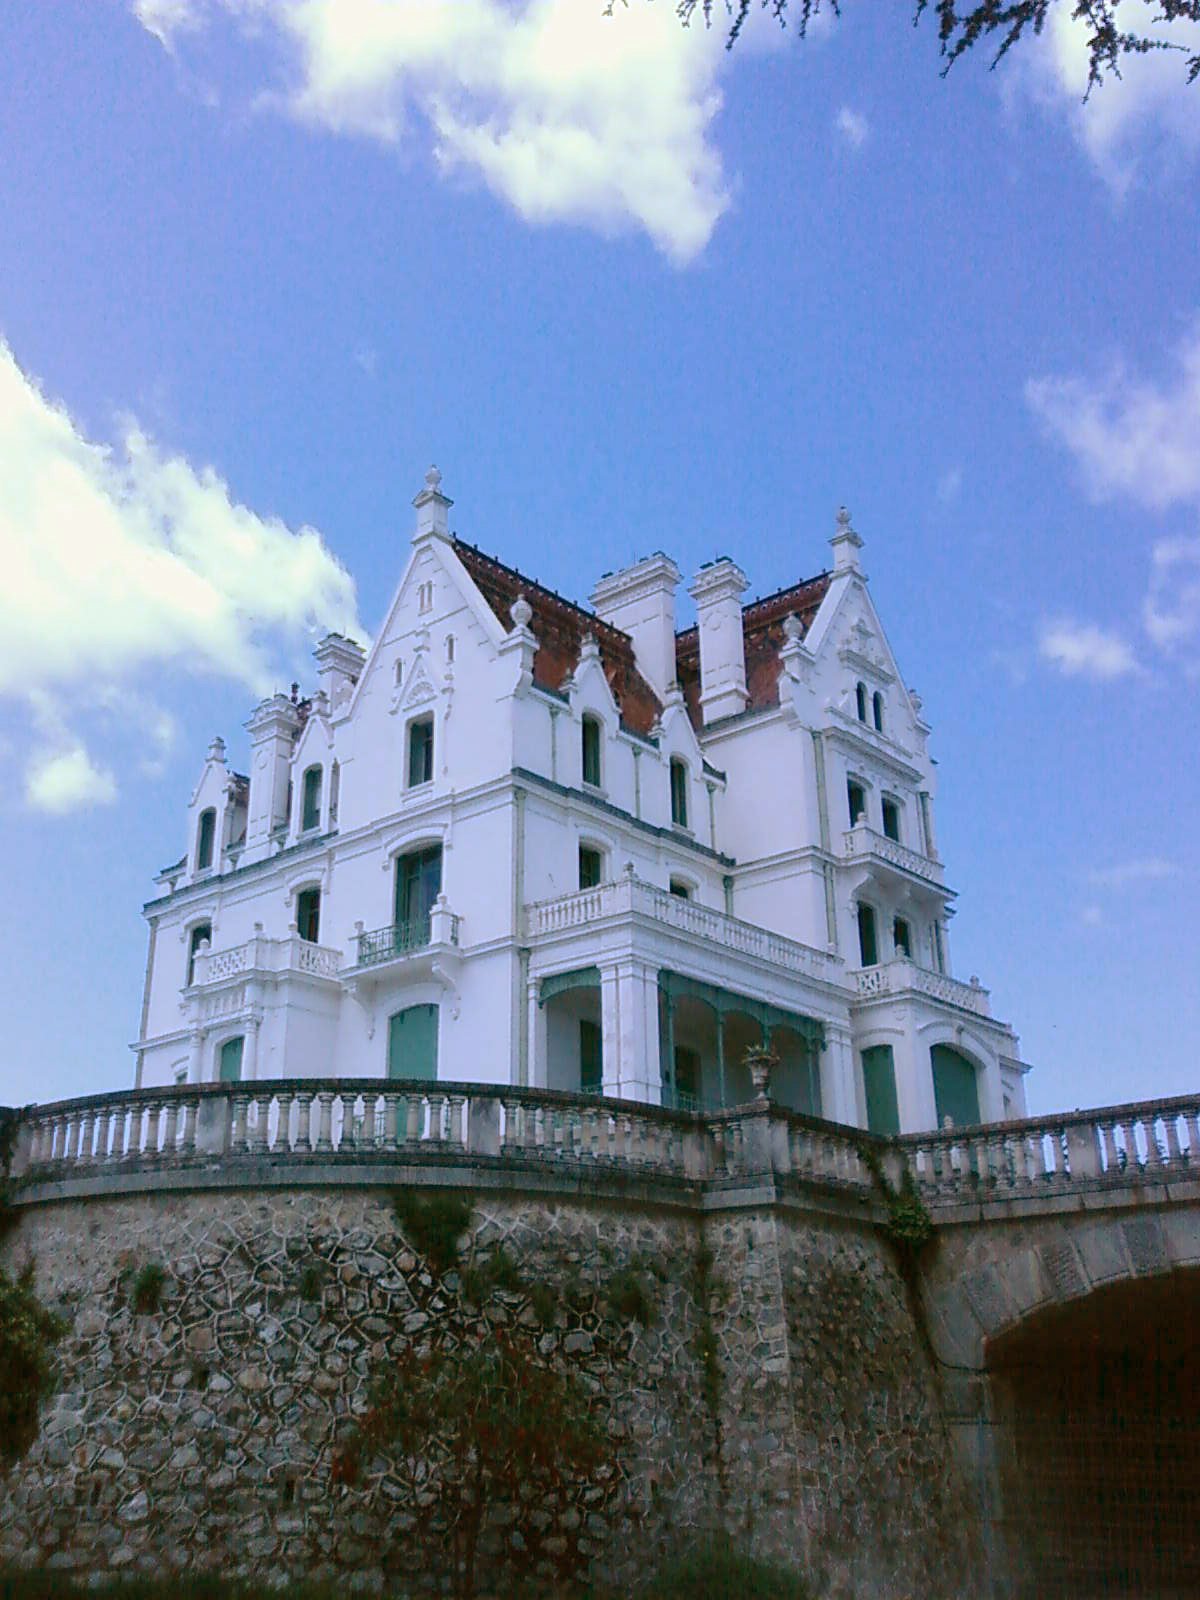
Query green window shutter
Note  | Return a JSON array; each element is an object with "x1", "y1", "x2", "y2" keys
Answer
[
  {"x1": 219, "y1": 1036, "x2": 244, "y2": 1083},
  {"x1": 862, "y1": 1045, "x2": 900, "y2": 1136},
  {"x1": 931, "y1": 1044, "x2": 981, "y2": 1129},
  {"x1": 388, "y1": 1005, "x2": 438, "y2": 1082},
  {"x1": 857, "y1": 903, "x2": 878, "y2": 967},
  {"x1": 579, "y1": 1019, "x2": 603, "y2": 1093},
  {"x1": 395, "y1": 845, "x2": 442, "y2": 930}
]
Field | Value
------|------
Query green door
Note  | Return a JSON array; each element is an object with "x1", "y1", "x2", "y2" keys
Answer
[
  {"x1": 388, "y1": 1004, "x2": 438, "y2": 1081},
  {"x1": 579, "y1": 1019, "x2": 603, "y2": 1094},
  {"x1": 219, "y1": 1036, "x2": 244, "y2": 1083},
  {"x1": 862, "y1": 1045, "x2": 900, "y2": 1136},
  {"x1": 931, "y1": 1044, "x2": 981, "y2": 1129},
  {"x1": 395, "y1": 845, "x2": 442, "y2": 934}
]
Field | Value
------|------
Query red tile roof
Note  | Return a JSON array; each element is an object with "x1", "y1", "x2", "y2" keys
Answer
[
  {"x1": 675, "y1": 572, "x2": 831, "y2": 727},
  {"x1": 453, "y1": 539, "x2": 664, "y2": 737}
]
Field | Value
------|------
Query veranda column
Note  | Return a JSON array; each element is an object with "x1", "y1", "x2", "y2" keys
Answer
[
  {"x1": 820, "y1": 1021, "x2": 861, "y2": 1127},
  {"x1": 598, "y1": 963, "x2": 623, "y2": 1099},
  {"x1": 526, "y1": 975, "x2": 547, "y2": 1089},
  {"x1": 614, "y1": 959, "x2": 661, "y2": 1104},
  {"x1": 891, "y1": 1018, "x2": 938, "y2": 1134},
  {"x1": 187, "y1": 1029, "x2": 205, "y2": 1085},
  {"x1": 242, "y1": 1016, "x2": 261, "y2": 1082}
]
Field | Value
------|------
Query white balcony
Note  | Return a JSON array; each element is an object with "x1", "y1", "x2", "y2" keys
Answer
[
  {"x1": 340, "y1": 897, "x2": 462, "y2": 995},
  {"x1": 191, "y1": 931, "x2": 342, "y2": 988},
  {"x1": 842, "y1": 824, "x2": 945, "y2": 888},
  {"x1": 526, "y1": 872, "x2": 843, "y2": 986},
  {"x1": 851, "y1": 957, "x2": 990, "y2": 1018}
]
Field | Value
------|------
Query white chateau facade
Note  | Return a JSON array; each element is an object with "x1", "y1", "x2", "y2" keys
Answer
[{"x1": 134, "y1": 469, "x2": 1030, "y2": 1135}]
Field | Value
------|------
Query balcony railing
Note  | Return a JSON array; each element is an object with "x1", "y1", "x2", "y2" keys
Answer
[
  {"x1": 355, "y1": 912, "x2": 460, "y2": 969},
  {"x1": 11, "y1": 1083, "x2": 1200, "y2": 1213},
  {"x1": 192, "y1": 933, "x2": 342, "y2": 987},
  {"x1": 843, "y1": 823, "x2": 944, "y2": 885},
  {"x1": 526, "y1": 874, "x2": 842, "y2": 984},
  {"x1": 853, "y1": 957, "x2": 990, "y2": 1017}
]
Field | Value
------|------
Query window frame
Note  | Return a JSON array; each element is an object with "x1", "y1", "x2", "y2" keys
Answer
[
  {"x1": 196, "y1": 808, "x2": 216, "y2": 871},
  {"x1": 855, "y1": 681, "x2": 868, "y2": 723},
  {"x1": 872, "y1": 690, "x2": 884, "y2": 733},
  {"x1": 881, "y1": 795, "x2": 901, "y2": 843},
  {"x1": 300, "y1": 765, "x2": 323, "y2": 833},
  {"x1": 892, "y1": 916, "x2": 912, "y2": 959},
  {"x1": 669, "y1": 756, "x2": 689, "y2": 829},
  {"x1": 668, "y1": 877, "x2": 692, "y2": 900},
  {"x1": 578, "y1": 842, "x2": 605, "y2": 890},
  {"x1": 847, "y1": 777, "x2": 867, "y2": 828},
  {"x1": 186, "y1": 921, "x2": 212, "y2": 987},
  {"x1": 856, "y1": 901, "x2": 879, "y2": 967},
  {"x1": 296, "y1": 885, "x2": 321, "y2": 944},
  {"x1": 581, "y1": 714, "x2": 603, "y2": 789},
  {"x1": 406, "y1": 714, "x2": 435, "y2": 789}
]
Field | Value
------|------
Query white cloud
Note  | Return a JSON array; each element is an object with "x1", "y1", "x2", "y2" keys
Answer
[
  {"x1": 1026, "y1": 324, "x2": 1200, "y2": 513},
  {"x1": 835, "y1": 106, "x2": 869, "y2": 150},
  {"x1": 1014, "y1": 2, "x2": 1200, "y2": 193},
  {"x1": 25, "y1": 745, "x2": 118, "y2": 816},
  {"x1": 133, "y1": 0, "x2": 732, "y2": 264},
  {"x1": 1038, "y1": 617, "x2": 1141, "y2": 680},
  {"x1": 1143, "y1": 535, "x2": 1200, "y2": 657},
  {"x1": 0, "y1": 341, "x2": 361, "y2": 811},
  {"x1": 1087, "y1": 858, "x2": 1179, "y2": 889}
]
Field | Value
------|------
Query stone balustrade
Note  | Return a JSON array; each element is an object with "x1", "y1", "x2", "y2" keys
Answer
[
  {"x1": 526, "y1": 873, "x2": 842, "y2": 984},
  {"x1": 853, "y1": 957, "x2": 991, "y2": 1017},
  {"x1": 842, "y1": 823, "x2": 944, "y2": 884},
  {"x1": 9, "y1": 1083, "x2": 1199, "y2": 1215},
  {"x1": 191, "y1": 932, "x2": 342, "y2": 988}
]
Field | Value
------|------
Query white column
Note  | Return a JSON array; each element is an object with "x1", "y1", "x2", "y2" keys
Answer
[
  {"x1": 599, "y1": 963, "x2": 622, "y2": 1098},
  {"x1": 242, "y1": 1016, "x2": 261, "y2": 1082},
  {"x1": 820, "y1": 1021, "x2": 860, "y2": 1127},
  {"x1": 187, "y1": 1029, "x2": 205, "y2": 1085},
  {"x1": 614, "y1": 959, "x2": 661, "y2": 1104},
  {"x1": 892, "y1": 1019, "x2": 938, "y2": 1133},
  {"x1": 526, "y1": 976, "x2": 547, "y2": 1089}
]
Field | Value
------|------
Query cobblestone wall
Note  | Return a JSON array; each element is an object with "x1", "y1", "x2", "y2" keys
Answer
[{"x1": 0, "y1": 1184, "x2": 977, "y2": 1596}]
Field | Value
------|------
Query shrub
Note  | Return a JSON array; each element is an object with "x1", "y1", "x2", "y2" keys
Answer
[
  {"x1": 391, "y1": 1189, "x2": 473, "y2": 1277},
  {"x1": 131, "y1": 1263, "x2": 166, "y2": 1315},
  {"x1": 641, "y1": 1536, "x2": 813, "y2": 1599},
  {"x1": 0, "y1": 1259, "x2": 66, "y2": 1469},
  {"x1": 606, "y1": 1265, "x2": 656, "y2": 1327}
]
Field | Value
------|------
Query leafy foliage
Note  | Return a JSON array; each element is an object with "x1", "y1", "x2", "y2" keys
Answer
[
  {"x1": 391, "y1": 1189, "x2": 473, "y2": 1277},
  {"x1": 621, "y1": 1, "x2": 1200, "y2": 89},
  {"x1": 641, "y1": 1533, "x2": 814, "y2": 1598},
  {"x1": 357, "y1": 1331, "x2": 612, "y2": 1598},
  {"x1": 131, "y1": 1262, "x2": 167, "y2": 1315},
  {"x1": 857, "y1": 1144, "x2": 934, "y2": 1260},
  {"x1": 606, "y1": 1262, "x2": 658, "y2": 1327},
  {"x1": 0, "y1": 1260, "x2": 66, "y2": 1470}
]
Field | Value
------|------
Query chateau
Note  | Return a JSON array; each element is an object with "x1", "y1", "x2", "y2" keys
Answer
[{"x1": 133, "y1": 469, "x2": 1029, "y2": 1134}]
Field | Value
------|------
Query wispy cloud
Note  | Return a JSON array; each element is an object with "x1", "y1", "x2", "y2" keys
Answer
[
  {"x1": 133, "y1": 0, "x2": 732, "y2": 264},
  {"x1": 1038, "y1": 618, "x2": 1141, "y2": 681},
  {"x1": 1087, "y1": 858, "x2": 1179, "y2": 890},
  {"x1": 0, "y1": 341, "x2": 360, "y2": 813},
  {"x1": 936, "y1": 466, "x2": 963, "y2": 506},
  {"x1": 835, "y1": 106, "x2": 869, "y2": 151},
  {"x1": 1143, "y1": 535, "x2": 1200, "y2": 665}
]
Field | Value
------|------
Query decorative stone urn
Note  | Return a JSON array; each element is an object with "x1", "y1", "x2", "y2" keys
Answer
[{"x1": 743, "y1": 1043, "x2": 779, "y2": 1103}]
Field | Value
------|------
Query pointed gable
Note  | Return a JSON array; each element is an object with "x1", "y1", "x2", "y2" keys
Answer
[
  {"x1": 452, "y1": 539, "x2": 663, "y2": 736},
  {"x1": 674, "y1": 570, "x2": 831, "y2": 729}
]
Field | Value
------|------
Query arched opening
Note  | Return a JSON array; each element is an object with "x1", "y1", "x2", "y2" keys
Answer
[
  {"x1": 196, "y1": 808, "x2": 216, "y2": 871},
  {"x1": 872, "y1": 690, "x2": 884, "y2": 732},
  {"x1": 296, "y1": 886, "x2": 320, "y2": 943},
  {"x1": 861, "y1": 1044, "x2": 900, "y2": 1135},
  {"x1": 581, "y1": 714, "x2": 602, "y2": 788},
  {"x1": 407, "y1": 715, "x2": 434, "y2": 788},
  {"x1": 186, "y1": 922, "x2": 211, "y2": 987},
  {"x1": 669, "y1": 756, "x2": 689, "y2": 828},
  {"x1": 388, "y1": 1004, "x2": 438, "y2": 1080},
  {"x1": 540, "y1": 969, "x2": 602, "y2": 1095},
  {"x1": 769, "y1": 1023, "x2": 822, "y2": 1118},
  {"x1": 218, "y1": 1035, "x2": 243, "y2": 1083},
  {"x1": 855, "y1": 681, "x2": 867, "y2": 722},
  {"x1": 300, "y1": 765, "x2": 322, "y2": 832},
  {"x1": 856, "y1": 902, "x2": 879, "y2": 967},
  {"x1": 930, "y1": 1042, "x2": 981, "y2": 1128},
  {"x1": 990, "y1": 1271, "x2": 1200, "y2": 1596}
]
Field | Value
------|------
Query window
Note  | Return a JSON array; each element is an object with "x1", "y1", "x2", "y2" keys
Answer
[
  {"x1": 301, "y1": 766, "x2": 322, "y2": 832},
  {"x1": 329, "y1": 761, "x2": 340, "y2": 827},
  {"x1": 395, "y1": 845, "x2": 442, "y2": 933},
  {"x1": 218, "y1": 1036, "x2": 244, "y2": 1083},
  {"x1": 579, "y1": 1019, "x2": 603, "y2": 1094},
  {"x1": 581, "y1": 715, "x2": 602, "y2": 788},
  {"x1": 893, "y1": 916, "x2": 911, "y2": 959},
  {"x1": 669, "y1": 878, "x2": 691, "y2": 900},
  {"x1": 855, "y1": 681, "x2": 867, "y2": 723},
  {"x1": 862, "y1": 1045, "x2": 900, "y2": 1136},
  {"x1": 931, "y1": 1043, "x2": 981, "y2": 1129},
  {"x1": 673, "y1": 1045, "x2": 701, "y2": 1112},
  {"x1": 873, "y1": 691, "x2": 884, "y2": 733},
  {"x1": 417, "y1": 580, "x2": 434, "y2": 613},
  {"x1": 394, "y1": 659, "x2": 403, "y2": 686},
  {"x1": 847, "y1": 779, "x2": 866, "y2": 827},
  {"x1": 297, "y1": 887, "x2": 320, "y2": 944},
  {"x1": 857, "y1": 903, "x2": 878, "y2": 967},
  {"x1": 196, "y1": 808, "x2": 216, "y2": 871},
  {"x1": 445, "y1": 634, "x2": 455, "y2": 664},
  {"x1": 407, "y1": 716, "x2": 434, "y2": 788},
  {"x1": 881, "y1": 797, "x2": 901, "y2": 842},
  {"x1": 669, "y1": 757, "x2": 689, "y2": 828},
  {"x1": 388, "y1": 1004, "x2": 438, "y2": 1081},
  {"x1": 187, "y1": 922, "x2": 211, "y2": 986},
  {"x1": 579, "y1": 844, "x2": 603, "y2": 890}
]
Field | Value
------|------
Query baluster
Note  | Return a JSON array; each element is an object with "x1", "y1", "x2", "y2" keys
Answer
[
  {"x1": 1187, "y1": 1110, "x2": 1200, "y2": 1165},
  {"x1": 315, "y1": 1092, "x2": 335, "y2": 1153},
  {"x1": 425, "y1": 1093, "x2": 446, "y2": 1145},
  {"x1": 501, "y1": 1098, "x2": 521, "y2": 1151},
  {"x1": 1144, "y1": 1115, "x2": 1165, "y2": 1170},
  {"x1": 231, "y1": 1094, "x2": 250, "y2": 1152},
  {"x1": 93, "y1": 1108, "x2": 112, "y2": 1164},
  {"x1": 1100, "y1": 1120, "x2": 1120, "y2": 1176},
  {"x1": 378, "y1": 1093, "x2": 399, "y2": 1152},
  {"x1": 270, "y1": 1092, "x2": 290, "y2": 1153},
  {"x1": 445, "y1": 1094, "x2": 465, "y2": 1147},
  {"x1": 144, "y1": 1101, "x2": 162, "y2": 1158},
  {"x1": 107, "y1": 1106, "x2": 126, "y2": 1161},
  {"x1": 52, "y1": 1114, "x2": 69, "y2": 1164},
  {"x1": 521, "y1": 1101, "x2": 540, "y2": 1154},
  {"x1": 1118, "y1": 1117, "x2": 1141, "y2": 1173},
  {"x1": 180, "y1": 1097, "x2": 199, "y2": 1155},
  {"x1": 1164, "y1": 1115, "x2": 1183, "y2": 1167},
  {"x1": 74, "y1": 1110, "x2": 93, "y2": 1164},
  {"x1": 339, "y1": 1094, "x2": 358, "y2": 1151},
  {"x1": 160, "y1": 1099, "x2": 178, "y2": 1155},
  {"x1": 406, "y1": 1094, "x2": 423, "y2": 1145},
  {"x1": 293, "y1": 1092, "x2": 312, "y2": 1153}
]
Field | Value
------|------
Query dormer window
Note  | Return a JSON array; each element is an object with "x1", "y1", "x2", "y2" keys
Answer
[
  {"x1": 300, "y1": 766, "x2": 322, "y2": 833},
  {"x1": 669, "y1": 757, "x2": 689, "y2": 829},
  {"x1": 872, "y1": 690, "x2": 884, "y2": 733},
  {"x1": 196, "y1": 808, "x2": 216, "y2": 871},
  {"x1": 855, "y1": 682, "x2": 867, "y2": 723},
  {"x1": 881, "y1": 796, "x2": 901, "y2": 842},
  {"x1": 581, "y1": 715, "x2": 602, "y2": 789},
  {"x1": 847, "y1": 779, "x2": 866, "y2": 827},
  {"x1": 407, "y1": 715, "x2": 434, "y2": 788}
]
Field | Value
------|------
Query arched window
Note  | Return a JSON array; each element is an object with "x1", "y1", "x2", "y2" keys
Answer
[
  {"x1": 196, "y1": 808, "x2": 216, "y2": 871},
  {"x1": 301, "y1": 765, "x2": 322, "y2": 832},
  {"x1": 856, "y1": 902, "x2": 878, "y2": 967},
  {"x1": 855, "y1": 681, "x2": 867, "y2": 723},
  {"x1": 872, "y1": 690, "x2": 884, "y2": 732},
  {"x1": 297, "y1": 886, "x2": 320, "y2": 943},
  {"x1": 218, "y1": 1035, "x2": 244, "y2": 1083},
  {"x1": 847, "y1": 778, "x2": 867, "y2": 826},
  {"x1": 186, "y1": 921, "x2": 211, "y2": 986},
  {"x1": 669, "y1": 757, "x2": 689, "y2": 828},
  {"x1": 581, "y1": 714, "x2": 602, "y2": 788},
  {"x1": 931, "y1": 1044, "x2": 981, "y2": 1129}
]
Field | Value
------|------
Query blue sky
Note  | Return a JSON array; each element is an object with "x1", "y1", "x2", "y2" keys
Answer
[{"x1": 2, "y1": 0, "x2": 1197, "y2": 1112}]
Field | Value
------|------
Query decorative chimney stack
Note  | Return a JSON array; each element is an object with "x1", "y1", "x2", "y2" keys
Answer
[
  {"x1": 590, "y1": 553, "x2": 681, "y2": 699},
  {"x1": 243, "y1": 694, "x2": 300, "y2": 857},
  {"x1": 412, "y1": 464, "x2": 452, "y2": 542},
  {"x1": 688, "y1": 558, "x2": 749, "y2": 723},
  {"x1": 313, "y1": 633, "x2": 366, "y2": 712}
]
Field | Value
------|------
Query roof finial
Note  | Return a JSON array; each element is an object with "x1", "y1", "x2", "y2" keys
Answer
[
  {"x1": 425, "y1": 464, "x2": 442, "y2": 492},
  {"x1": 831, "y1": 503, "x2": 864, "y2": 575},
  {"x1": 413, "y1": 463, "x2": 453, "y2": 542}
]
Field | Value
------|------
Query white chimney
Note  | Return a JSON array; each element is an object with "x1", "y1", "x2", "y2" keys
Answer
[
  {"x1": 590, "y1": 553, "x2": 681, "y2": 699},
  {"x1": 243, "y1": 694, "x2": 300, "y2": 855},
  {"x1": 313, "y1": 633, "x2": 366, "y2": 712},
  {"x1": 688, "y1": 559, "x2": 749, "y2": 723}
]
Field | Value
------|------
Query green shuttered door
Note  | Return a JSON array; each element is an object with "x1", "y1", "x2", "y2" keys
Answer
[
  {"x1": 931, "y1": 1044, "x2": 981, "y2": 1129},
  {"x1": 388, "y1": 1004, "x2": 438, "y2": 1082},
  {"x1": 861, "y1": 1044, "x2": 900, "y2": 1136}
]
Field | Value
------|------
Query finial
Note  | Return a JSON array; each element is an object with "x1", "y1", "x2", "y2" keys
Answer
[
  {"x1": 425, "y1": 464, "x2": 442, "y2": 492},
  {"x1": 510, "y1": 595, "x2": 533, "y2": 629},
  {"x1": 782, "y1": 612, "x2": 803, "y2": 642},
  {"x1": 836, "y1": 505, "x2": 852, "y2": 529},
  {"x1": 580, "y1": 632, "x2": 601, "y2": 661},
  {"x1": 830, "y1": 503, "x2": 864, "y2": 574},
  {"x1": 413, "y1": 463, "x2": 453, "y2": 540},
  {"x1": 206, "y1": 735, "x2": 227, "y2": 764}
]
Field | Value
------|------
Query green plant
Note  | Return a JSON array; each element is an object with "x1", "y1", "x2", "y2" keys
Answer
[
  {"x1": 298, "y1": 1262, "x2": 324, "y2": 1302},
  {"x1": 131, "y1": 1262, "x2": 166, "y2": 1315},
  {"x1": 391, "y1": 1189, "x2": 473, "y2": 1277},
  {"x1": 527, "y1": 1279, "x2": 557, "y2": 1325},
  {"x1": 606, "y1": 1264, "x2": 657, "y2": 1327},
  {"x1": 641, "y1": 1534, "x2": 813, "y2": 1599},
  {"x1": 0, "y1": 1258, "x2": 66, "y2": 1470},
  {"x1": 857, "y1": 1144, "x2": 934, "y2": 1259}
]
